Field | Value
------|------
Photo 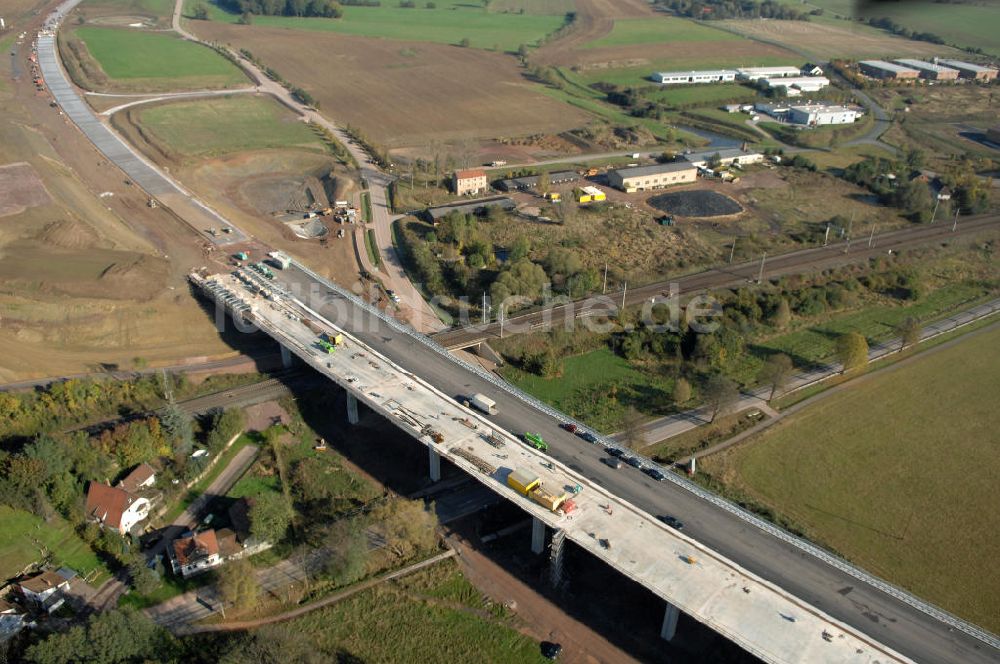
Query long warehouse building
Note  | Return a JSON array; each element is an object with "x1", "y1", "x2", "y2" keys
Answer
[
  {"x1": 936, "y1": 59, "x2": 999, "y2": 81},
  {"x1": 608, "y1": 162, "x2": 697, "y2": 192},
  {"x1": 894, "y1": 59, "x2": 960, "y2": 80},
  {"x1": 859, "y1": 60, "x2": 920, "y2": 80}
]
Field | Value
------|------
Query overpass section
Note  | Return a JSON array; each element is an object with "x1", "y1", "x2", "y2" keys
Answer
[
  {"x1": 33, "y1": 2, "x2": 999, "y2": 659},
  {"x1": 192, "y1": 267, "x2": 912, "y2": 664}
]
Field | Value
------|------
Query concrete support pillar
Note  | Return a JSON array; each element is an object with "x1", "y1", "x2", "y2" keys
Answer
[
  {"x1": 531, "y1": 516, "x2": 546, "y2": 554},
  {"x1": 428, "y1": 446, "x2": 441, "y2": 482},
  {"x1": 346, "y1": 392, "x2": 359, "y2": 425},
  {"x1": 549, "y1": 528, "x2": 566, "y2": 587},
  {"x1": 279, "y1": 344, "x2": 293, "y2": 369},
  {"x1": 660, "y1": 602, "x2": 680, "y2": 642}
]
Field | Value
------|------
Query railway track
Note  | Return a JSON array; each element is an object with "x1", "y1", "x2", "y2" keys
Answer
[{"x1": 433, "y1": 214, "x2": 1000, "y2": 348}]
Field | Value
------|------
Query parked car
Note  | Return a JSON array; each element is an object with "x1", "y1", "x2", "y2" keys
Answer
[
  {"x1": 658, "y1": 515, "x2": 684, "y2": 530},
  {"x1": 606, "y1": 447, "x2": 625, "y2": 458},
  {"x1": 643, "y1": 467, "x2": 666, "y2": 481},
  {"x1": 623, "y1": 456, "x2": 643, "y2": 468},
  {"x1": 602, "y1": 457, "x2": 623, "y2": 469},
  {"x1": 579, "y1": 431, "x2": 598, "y2": 443},
  {"x1": 540, "y1": 642, "x2": 562, "y2": 660},
  {"x1": 561, "y1": 422, "x2": 577, "y2": 433}
]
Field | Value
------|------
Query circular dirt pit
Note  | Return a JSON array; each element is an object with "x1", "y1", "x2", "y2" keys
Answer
[{"x1": 648, "y1": 189, "x2": 742, "y2": 218}]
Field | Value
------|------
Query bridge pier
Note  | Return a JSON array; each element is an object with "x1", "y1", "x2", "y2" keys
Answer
[
  {"x1": 531, "y1": 517, "x2": 546, "y2": 554},
  {"x1": 549, "y1": 528, "x2": 566, "y2": 587},
  {"x1": 428, "y1": 446, "x2": 441, "y2": 482},
  {"x1": 346, "y1": 392, "x2": 359, "y2": 425},
  {"x1": 279, "y1": 344, "x2": 293, "y2": 369},
  {"x1": 660, "y1": 602, "x2": 680, "y2": 642}
]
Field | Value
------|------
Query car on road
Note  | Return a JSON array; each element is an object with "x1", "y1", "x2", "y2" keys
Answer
[
  {"x1": 579, "y1": 431, "x2": 598, "y2": 443},
  {"x1": 540, "y1": 642, "x2": 562, "y2": 660},
  {"x1": 658, "y1": 515, "x2": 683, "y2": 530},
  {"x1": 561, "y1": 422, "x2": 577, "y2": 433},
  {"x1": 606, "y1": 447, "x2": 625, "y2": 458},
  {"x1": 643, "y1": 467, "x2": 666, "y2": 481},
  {"x1": 623, "y1": 456, "x2": 643, "y2": 469},
  {"x1": 386, "y1": 289, "x2": 401, "y2": 303},
  {"x1": 602, "y1": 457, "x2": 622, "y2": 469}
]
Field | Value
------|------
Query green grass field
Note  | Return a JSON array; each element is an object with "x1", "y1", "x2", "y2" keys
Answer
[
  {"x1": 782, "y1": 0, "x2": 1000, "y2": 55},
  {"x1": 278, "y1": 558, "x2": 547, "y2": 663},
  {"x1": 501, "y1": 348, "x2": 674, "y2": 432},
  {"x1": 647, "y1": 83, "x2": 758, "y2": 107},
  {"x1": 586, "y1": 16, "x2": 741, "y2": 48},
  {"x1": 712, "y1": 324, "x2": 1000, "y2": 631},
  {"x1": 136, "y1": 96, "x2": 322, "y2": 157},
  {"x1": 190, "y1": 0, "x2": 565, "y2": 50},
  {"x1": 755, "y1": 283, "x2": 992, "y2": 364},
  {"x1": 74, "y1": 26, "x2": 246, "y2": 86},
  {"x1": 81, "y1": 0, "x2": 175, "y2": 21},
  {"x1": 0, "y1": 506, "x2": 109, "y2": 584}
]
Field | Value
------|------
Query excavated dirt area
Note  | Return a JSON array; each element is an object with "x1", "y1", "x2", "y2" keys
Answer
[
  {"x1": 648, "y1": 189, "x2": 743, "y2": 218},
  {"x1": 0, "y1": 162, "x2": 52, "y2": 217}
]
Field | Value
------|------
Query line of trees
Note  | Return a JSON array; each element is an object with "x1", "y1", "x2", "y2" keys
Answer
[
  {"x1": 220, "y1": 0, "x2": 343, "y2": 17},
  {"x1": 658, "y1": 0, "x2": 811, "y2": 20}
]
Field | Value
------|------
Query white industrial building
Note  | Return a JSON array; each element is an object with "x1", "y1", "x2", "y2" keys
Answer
[
  {"x1": 682, "y1": 148, "x2": 764, "y2": 168},
  {"x1": 652, "y1": 70, "x2": 738, "y2": 85},
  {"x1": 737, "y1": 66, "x2": 802, "y2": 80},
  {"x1": 788, "y1": 104, "x2": 859, "y2": 126},
  {"x1": 762, "y1": 76, "x2": 829, "y2": 93}
]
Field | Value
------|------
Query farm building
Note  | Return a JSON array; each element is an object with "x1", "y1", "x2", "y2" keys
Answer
[
  {"x1": 426, "y1": 196, "x2": 516, "y2": 222},
  {"x1": 788, "y1": 104, "x2": 859, "y2": 126},
  {"x1": 859, "y1": 60, "x2": 919, "y2": 80},
  {"x1": 894, "y1": 59, "x2": 959, "y2": 80},
  {"x1": 453, "y1": 168, "x2": 488, "y2": 196},
  {"x1": 737, "y1": 66, "x2": 802, "y2": 80},
  {"x1": 801, "y1": 63, "x2": 824, "y2": 76},
  {"x1": 576, "y1": 186, "x2": 606, "y2": 203},
  {"x1": 652, "y1": 70, "x2": 738, "y2": 85},
  {"x1": 608, "y1": 162, "x2": 697, "y2": 192},
  {"x1": 682, "y1": 148, "x2": 764, "y2": 168},
  {"x1": 936, "y1": 59, "x2": 999, "y2": 81},
  {"x1": 762, "y1": 76, "x2": 829, "y2": 93},
  {"x1": 496, "y1": 170, "x2": 579, "y2": 192}
]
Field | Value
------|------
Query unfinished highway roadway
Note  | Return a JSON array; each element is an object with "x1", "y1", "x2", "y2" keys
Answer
[{"x1": 35, "y1": 3, "x2": 1000, "y2": 660}]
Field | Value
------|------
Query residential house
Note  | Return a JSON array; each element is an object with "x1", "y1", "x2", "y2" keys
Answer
[
  {"x1": 452, "y1": 168, "x2": 488, "y2": 196},
  {"x1": 801, "y1": 63, "x2": 824, "y2": 76},
  {"x1": 117, "y1": 463, "x2": 156, "y2": 494},
  {"x1": 170, "y1": 530, "x2": 222, "y2": 578},
  {"x1": 85, "y1": 482, "x2": 151, "y2": 534},
  {"x1": 17, "y1": 571, "x2": 70, "y2": 613}
]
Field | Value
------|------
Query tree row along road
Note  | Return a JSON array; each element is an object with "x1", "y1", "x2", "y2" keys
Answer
[
  {"x1": 36, "y1": 3, "x2": 999, "y2": 660},
  {"x1": 431, "y1": 214, "x2": 1000, "y2": 348}
]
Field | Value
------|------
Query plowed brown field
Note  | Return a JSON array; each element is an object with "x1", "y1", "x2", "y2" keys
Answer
[{"x1": 194, "y1": 24, "x2": 589, "y2": 149}]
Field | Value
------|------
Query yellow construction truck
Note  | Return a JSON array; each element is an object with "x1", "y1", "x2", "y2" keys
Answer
[{"x1": 506, "y1": 469, "x2": 575, "y2": 513}]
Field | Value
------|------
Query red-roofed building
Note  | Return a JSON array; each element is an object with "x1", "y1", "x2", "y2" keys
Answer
[
  {"x1": 117, "y1": 463, "x2": 156, "y2": 494},
  {"x1": 85, "y1": 482, "x2": 151, "y2": 534},
  {"x1": 169, "y1": 530, "x2": 222, "y2": 578},
  {"x1": 453, "y1": 168, "x2": 488, "y2": 196}
]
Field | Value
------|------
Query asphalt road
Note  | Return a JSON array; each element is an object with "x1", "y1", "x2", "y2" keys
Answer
[
  {"x1": 274, "y1": 263, "x2": 999, "y2": 664},
  {"x1": 432, "y1": 214, "x2": 1000, "y2": 348}
]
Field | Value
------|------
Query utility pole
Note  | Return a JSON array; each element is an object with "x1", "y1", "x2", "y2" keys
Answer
[
  {"x1": 621, "y1": 281, "x2": 627, "y2": 311},
  {"x1": 868, "y1": 224, "x2": 876, "y2": 248},
  {"x1": 482, "y1": 292, "x2": 487, "y2": 325},
  {"x1": 952, "y1": 208, "x2": 960, "y2": 232},
  {"x1": 729, "y1": 237, "x2": 737, "y2": 263},
  {"x1": 602, "y1": 263, "x2": 608, "y2": 294},
  {"x1": 499, "y1": 306, "x2": 505, "y2": 339},
  {"x1": 929, "y1": 196, "x2": 941, "y2": 224},
  {"x1": 823, "y1": 224, "x2": 830, "y2": 246},
  {"x1": 757, "y1": 253, "x2": 766, "y2": 284}
]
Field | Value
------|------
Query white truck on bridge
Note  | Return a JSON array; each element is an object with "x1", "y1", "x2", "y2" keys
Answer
[{"x1": 469, "y1": 393, "x2": 497, "y2": 415}]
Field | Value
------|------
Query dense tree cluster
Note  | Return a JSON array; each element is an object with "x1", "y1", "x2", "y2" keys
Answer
[
  {"x1": 220, "y1": 0, "x2": 342, "y2": 18},
  {"x1": 658, "y1": 0, "x2": 809, "y2": 20},
  {"x1": 867, "y1": 16, "x2": 945, "y2": 45}
]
